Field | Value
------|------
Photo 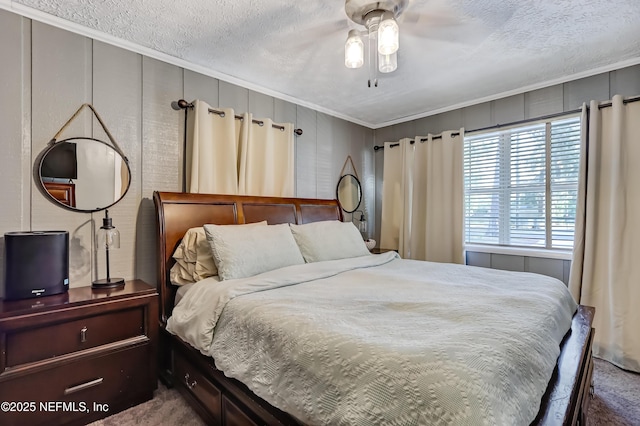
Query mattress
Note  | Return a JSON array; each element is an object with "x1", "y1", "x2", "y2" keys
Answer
[
  {"x1": 174, "y1": 282, "x2": 194, "y2": 305},
  {"x1": 167, "y1": 252, "x2": 577, "y2": 425}
]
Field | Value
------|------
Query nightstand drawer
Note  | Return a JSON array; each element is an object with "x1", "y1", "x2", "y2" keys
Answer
[
  {"x1": 6, "y1": 306, "x2": 144, "y2": 368},
  {"x1": 174, "y1": 350, "x2": 222, "y2": 420},
  {"x1": 0, "y1": 344, "x2": 151, "y2": 426}
]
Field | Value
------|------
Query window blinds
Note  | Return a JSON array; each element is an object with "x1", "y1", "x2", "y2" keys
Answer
[{"x1": 464, "y1": 116, "x2": 581, "y2": 249}]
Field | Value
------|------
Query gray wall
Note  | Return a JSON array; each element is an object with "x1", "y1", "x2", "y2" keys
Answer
[
  {"x1": 3, "y1": 7, "x2": 638, "y2": 292},
  {"x1": 373, "y1": 64, "x2": 640, "y2": 284},
  {"x1": 0, "y1": 9, "x2": 374, "y2": 296},
  {"x1": 466, "y1": 252, "x2": 571, "y2": 285}
]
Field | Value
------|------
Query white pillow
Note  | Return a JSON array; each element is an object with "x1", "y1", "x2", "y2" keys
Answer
[
  {"x1": 171, "y1": 221, "x2": 267, "y2": 284},
  {"x1": 203, "y1": 223, "x2": 305, "y2": 281},
  {"x1": 289, "y1": 220, "x2": 371, "y2": 263}
]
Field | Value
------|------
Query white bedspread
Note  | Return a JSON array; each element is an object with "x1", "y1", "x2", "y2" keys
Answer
[{"x1": 167, "y1": 252, "x2": 577, "y2": 425}]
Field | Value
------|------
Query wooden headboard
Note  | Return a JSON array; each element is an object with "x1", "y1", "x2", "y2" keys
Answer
[{"x1": 153, "y1": 191, "x2": 343, "y2": 325}]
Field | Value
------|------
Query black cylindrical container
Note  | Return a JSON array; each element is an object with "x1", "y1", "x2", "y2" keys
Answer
[{"x1": 4, "y1": 231, "x2": 69, "y2": 300}]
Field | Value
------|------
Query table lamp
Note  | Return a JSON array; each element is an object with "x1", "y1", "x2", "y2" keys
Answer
[{"x1": 92, "y1": 209, "x2": 124, "y2": 288}]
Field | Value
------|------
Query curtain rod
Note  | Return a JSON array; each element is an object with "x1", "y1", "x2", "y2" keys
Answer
[
  {"x1": 171, "y1": 99, "x2": 303, "y2": 136},
  {"x1": 597, "y1": 94, "x2": 640, "y2": 109},
  {"x1": 373, "y1": 132, "x2": 461, "y2": 151},
  {"x1": 373, "y1": 95, "x2": 640, "y2": 151}
]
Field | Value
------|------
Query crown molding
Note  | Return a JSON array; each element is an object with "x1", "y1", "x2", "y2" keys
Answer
[
  {"x1": 0, "y1": 1, "x2": 374, "y2": 128},
  {"x1": 2, "y1": 1, "x2": 640, "y2": 130},
  {"x1": 370, "y1": 56, "x2": 640, "y2": 129}
]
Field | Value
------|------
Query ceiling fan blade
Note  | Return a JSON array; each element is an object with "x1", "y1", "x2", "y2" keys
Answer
[
  {"x1": 280, "y1": 18, "x2": 348, "y2": 49},
  {"x1": 400, "y1": 10, "x2": 464, "y2": 28},
  {"x1": 401, "y1": 20, "x2": 494, "y2": 45},
  {"x1": 398, "y1": 0, "x2": 517, "y2": 44},
  {"x1": 297, "y1": 18, "x2": 347, "y2": 38}
]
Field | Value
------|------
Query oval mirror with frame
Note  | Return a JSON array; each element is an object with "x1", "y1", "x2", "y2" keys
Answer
[
  {"x1": 38, "y1": 137, "x2": 131, "y2": 212},
  {"x1": 336, "y1": 173, "x2": 362, "y2": 214}
]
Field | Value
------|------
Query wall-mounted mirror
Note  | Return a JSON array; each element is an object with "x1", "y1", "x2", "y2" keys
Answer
[
  {"x1": 336, "y1": 173, "x2": 362, "y2": 213},
  {"x1": 38, "y1": 137, "x2": 131, "y2": 212}
]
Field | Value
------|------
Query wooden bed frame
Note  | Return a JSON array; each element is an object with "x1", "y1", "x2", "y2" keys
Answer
[{"x1": 153, "y1": 191, "x2": 595, "y2": 426}]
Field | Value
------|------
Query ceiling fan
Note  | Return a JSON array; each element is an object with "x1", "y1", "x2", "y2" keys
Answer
[
  {"x1": 344, "y1": 0, "x2": 408, "y2": 87},
  {"x1": 342, "y1": 0, "x2": 484, "y2": 87},
  {"x1": 283, "y1": 1, "x2": 496, "y2": 88}
]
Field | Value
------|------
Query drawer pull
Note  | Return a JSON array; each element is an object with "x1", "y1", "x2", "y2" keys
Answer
[
  {"x1": 64, "y1": 377, "x2": 104, "y2": 395},
  {"x1": 80, "y1": 326, "x2": 88, "y2": 343},
  {"x1": 184, "y1": 373, "x2": 197, "y2": 390}
]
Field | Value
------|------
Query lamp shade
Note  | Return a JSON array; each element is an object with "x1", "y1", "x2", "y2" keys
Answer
[
  {"x1": 378, "y1": 13, "x2": 399, "y2": 55},
  {"x1": 96, "y1": 226, "x2": 120, "y2": 250},
  {"x1": 358, "y1": 211, "x2": 367, "y2": 234},
  {"x1": 358, "y1": 218, "x2": 367, "y2": 234},
  {"x1": 96, "y1": 211, "x2": 120, "y2": 250},
  {"x1": 379, "y1": 51, "x2": 397, "y2": 73},
  {"x1": 345, "y1": 29, "x2": 364, "y2": 68}
]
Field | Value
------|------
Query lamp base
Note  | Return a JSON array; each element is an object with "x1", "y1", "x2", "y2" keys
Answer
[{"x1": 92, "y1": 277, "x2": 125, "y2": 289}]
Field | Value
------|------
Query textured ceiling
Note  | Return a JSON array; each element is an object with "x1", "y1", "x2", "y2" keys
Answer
[{"x1": 8, "y1": 0, "x2": 640, "y2": 128}]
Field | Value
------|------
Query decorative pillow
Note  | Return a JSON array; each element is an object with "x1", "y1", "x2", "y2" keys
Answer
[
  {"x1": 169, "y1": 259, "x2": 196, "y2": 286},
  {"x1": 289, "y1": 220, "x2": 371, "y2": 263},
  {"x1": 203, "y1": 223, "x2": 305, "y2": 281},
  {"x1": 171, "y1": 221, "x2": 267, "y2": 284}
]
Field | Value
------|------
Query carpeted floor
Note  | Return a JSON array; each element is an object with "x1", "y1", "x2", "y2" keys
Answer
[
  {"x1": 89, "y1": 358, "x2": 640, "y2": 425},
  {"x1": 88, "y1": 381, "x2": 205, "y2": 426},
  {"x1": 588, "y1": 359, "x2": 640, "y2": 425}
]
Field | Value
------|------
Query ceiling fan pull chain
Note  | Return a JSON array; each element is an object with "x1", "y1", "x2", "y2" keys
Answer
[{"x1": 367, "y1": 21, "x2": 379, "y2": 88}]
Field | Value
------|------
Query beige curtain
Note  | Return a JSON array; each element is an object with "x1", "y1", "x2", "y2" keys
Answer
[
  {"x1": 238, "y1": 114, "x2": 295, "y2": 197},
  {"x1": 410, "y1": 131, "x2": 464, "y2": 263},
  {"x1": 569, "y1": 95, "x2": 640, "y2": 372},
  {"x1": 380, "y1": 130, "x2": 464, "y2": 263},
  {"x1": 380, "y1": 139, "x2": 413, "y2": 257},
  {"x1": 186, "y1": 100, "x2": 239, "y2": 194},
  {"x1": 186, "y1": 100, "x2": 295, "y2": 197}
]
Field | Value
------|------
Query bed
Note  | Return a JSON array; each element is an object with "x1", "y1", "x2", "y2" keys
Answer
[{"x1": 153, "y1": 191, "x2": 595, "y2": 425}]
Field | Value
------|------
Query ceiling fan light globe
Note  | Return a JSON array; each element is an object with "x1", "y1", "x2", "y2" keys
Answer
[
  {"x1": 345, "y1": 30, "x2": 364, "y2": 68},
  {"x1": 378, "y1": 51, "x2": 397, "y2": 73},
  {"x1": 377, "y1": 14, "x2": 399, "y2": 55}
]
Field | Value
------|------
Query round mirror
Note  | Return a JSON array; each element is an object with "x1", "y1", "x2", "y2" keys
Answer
[
  {"x1": 336, "y1": 174, "x2": 362, "y2": 213},
  {"x1": 38, "y1": 137, "x2": 131, "y2": 212}
]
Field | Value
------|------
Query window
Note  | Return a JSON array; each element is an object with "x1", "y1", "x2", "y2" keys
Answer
[{"x1": 464, "y1": 116, "x2": 581, "y2": 250}]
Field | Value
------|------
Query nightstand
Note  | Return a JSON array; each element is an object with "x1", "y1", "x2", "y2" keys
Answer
[
  {"x1": 370, "y1": 248, "x2": 396, "y2": 254},
  {"x1": 0, "y1": 280, "x2": 158, "y2": 426}
]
